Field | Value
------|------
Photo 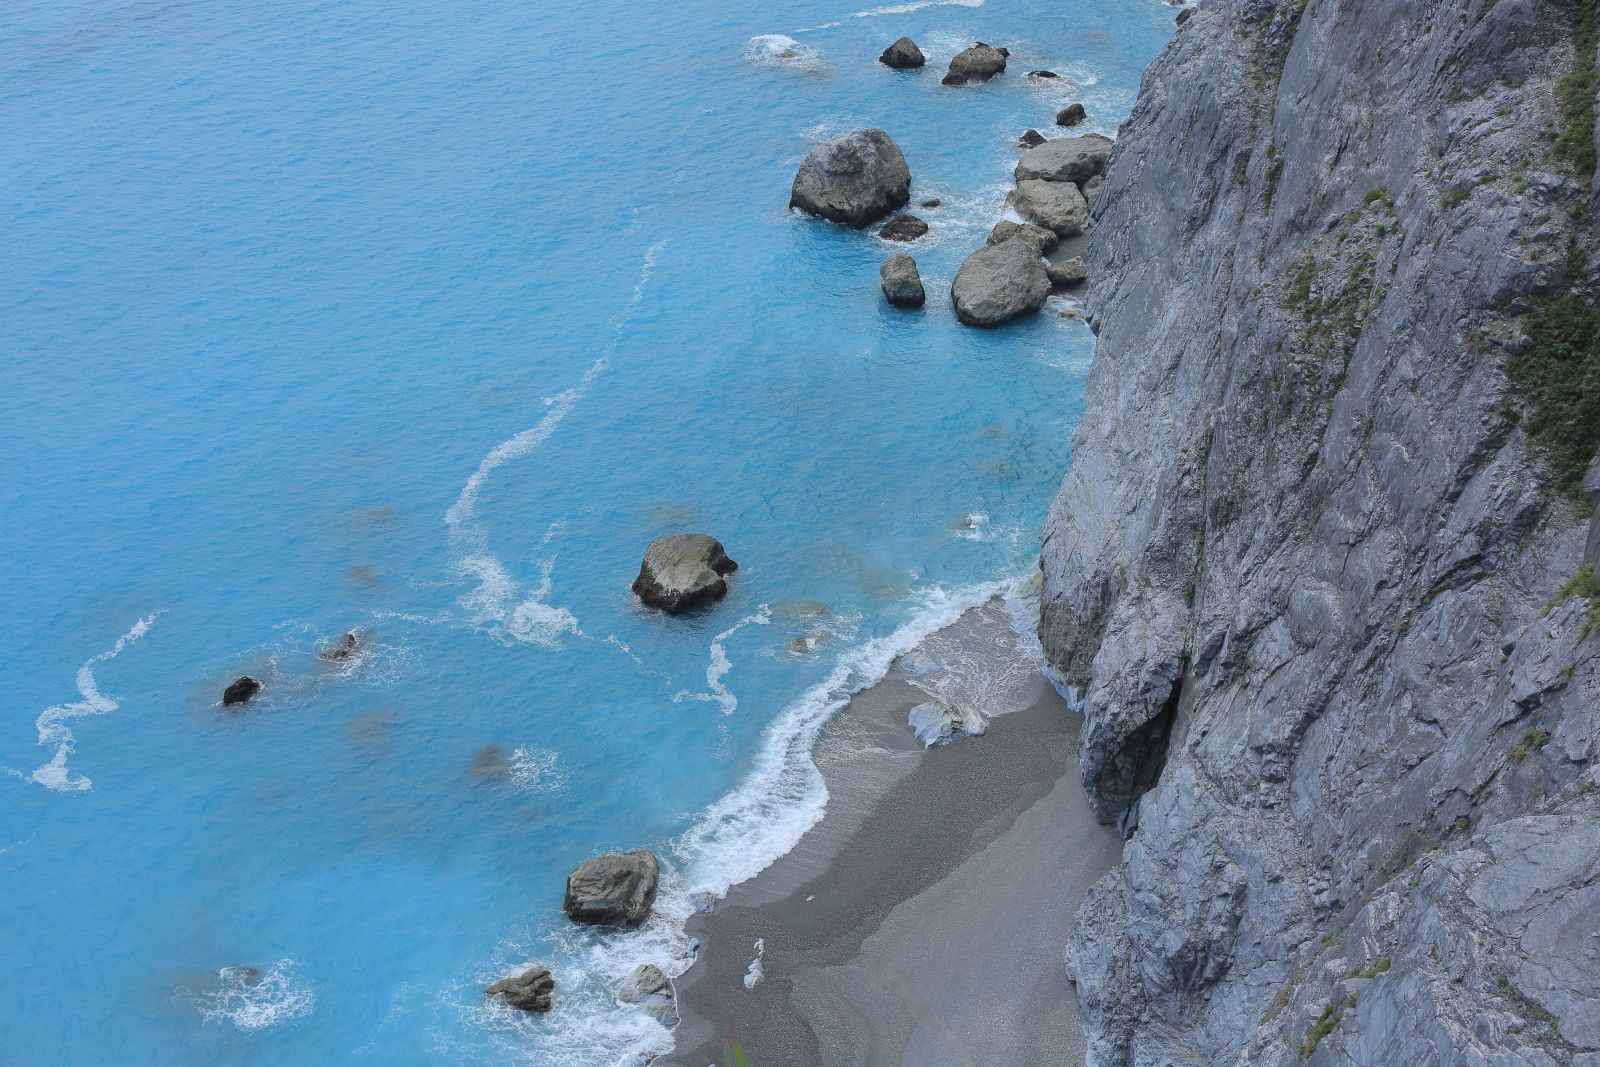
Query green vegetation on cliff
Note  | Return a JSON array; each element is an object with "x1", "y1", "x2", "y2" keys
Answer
[
  {"x1": 1507, "y1": 295, "x2": 1600, "y2": 509},
  {"x1": 1555, "y1": 0, "x2": 1599, "y2": 174}
]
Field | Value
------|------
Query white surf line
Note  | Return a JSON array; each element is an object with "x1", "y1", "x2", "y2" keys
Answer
[
  {"x1": 795, "y1": 0, "x2": 984, "y2": 32},
  {"x1": 15, "y1": 611, "x2": 164, "y2": 793},
  {"x1": 444, "y1": 241, "x2": 668, "y2": 646},
  {"x1": 672, "y1": 606, "x2": 773, "y2": 716}
]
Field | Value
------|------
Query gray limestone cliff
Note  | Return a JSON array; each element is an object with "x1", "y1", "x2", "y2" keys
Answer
[{"x1": 1039, "y1": 0, "x2": 1600, "y2": 1063}]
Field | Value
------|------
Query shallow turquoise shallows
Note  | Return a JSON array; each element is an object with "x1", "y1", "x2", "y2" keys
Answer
[{"x1": 0, "y1": 1, "x2": 1172, "y2": 1062}]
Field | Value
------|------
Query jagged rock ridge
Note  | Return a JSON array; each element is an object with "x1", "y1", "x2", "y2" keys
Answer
[{"x1": 1039, "y1": 0, "x2": 1600, "y2": 1063}]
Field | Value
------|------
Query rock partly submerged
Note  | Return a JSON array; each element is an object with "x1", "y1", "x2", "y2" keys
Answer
[
  {"x1": 877, "y1": 214, "x2": 929, "y2": 242},
  {"x1": 951, "y1": 239, "x2": 1050, "y2": 327},
  {"x1": 1056, "y1": 102, "x2": 1087, "y2": 127},
  {"x1": 1010, "y1": 177, "x2": 1090, "y2": 236},
  {"x1": 1017, "y1": 128, "x2": 1048, "y2": 149},
  {"x1": 790, "y1": 129, "x2": 911, "y2": 229},
  {"x1": 564, "y1": 850, "x2": 660, "y2": 927},
  {"x1": 1013, "y1": 133, "x2": 1115, "y2": 184},
  {"x1": 619, "y1": 963, "x2": 678, "y2": 1024},
  {"x1": 632, "y1": 534, "x2": 738, "y2": 613},
  {"x1": 878, "y1": 36, "x2": 925, "y2": 69},
  {"x1": 222, "y1": 676, "x2": 261, "y2": 707},
  {"x1": 942, "y1": 43, "x2": 1008, "y2": 85},
  {"x1": 486, "y1": 966, "x2": 555, "y2": 1013},
  {"x1": 880, "y1": 254, "x2": 926, "y2": 308},
  {"x1": 317, "y1": 630, "x2": 363, "y2": 662}
]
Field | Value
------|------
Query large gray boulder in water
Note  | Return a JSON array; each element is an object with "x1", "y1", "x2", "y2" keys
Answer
[
  {"x1": 951, "y1": 239, "x2": 1050, "y2": 327},
  {"x1": 880, "y1": 253, "x2": 926, "y2": 308},
  {"x1": 632, "y1": 534, "x2": 738, "y2": 613},
  {"x1": 942, "y1": 43, "x2": 1008, "y2": 85},
  {"x1": 1010, "y1": 178, "x2": 1090, "y2": 237},
  {"x1": 564, "y1": 850, "x2": 660, "y2": 927},
  {"x1": 1013, "y1": 133, "x2": 1115, "y2": 184},
  {"x1": 789, "y1": 129, "x2": 911, "y2": 228},
  {"x1": 878, "y1": 36, "x2": 925, "y2": 69},
  {"x1": 485, "y1": 966, "x2": 555, "y2": 1012}
]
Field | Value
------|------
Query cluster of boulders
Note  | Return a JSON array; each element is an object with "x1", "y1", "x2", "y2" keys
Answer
[
  {"x1": 785, "y1": 37, "x2": 1112, "y2": 326},
  {"x1": 946, "y1": 132, "x2": 1110, "y2": 326},
  {"x1": 485, "y1": 848, "x2": 668, "y2": 1015}
]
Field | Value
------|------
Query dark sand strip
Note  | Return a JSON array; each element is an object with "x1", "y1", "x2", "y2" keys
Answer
[{"x1": 661, "y1": 602, "x2": 1122, "y2": 1067}]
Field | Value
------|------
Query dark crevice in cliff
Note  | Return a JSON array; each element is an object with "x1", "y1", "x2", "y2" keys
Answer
[{"x1": 1115, "y1": 665, "x2": 1185, "y2": 838}]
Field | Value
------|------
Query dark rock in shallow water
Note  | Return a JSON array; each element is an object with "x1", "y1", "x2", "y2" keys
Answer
[
  {"x1": 1047, "y1": 256, "x2": 1088, "y2": 289},
  {"x1": 1017, "y1": 129, "x2": 1047, "y2": 149},
  {"x1": 317, "y1": 630, "x2": 363, "y2": 662},
  {"x1": 223, "y1": 676, "x2": 261, "y2": 707},
  {"x1": 1056, "y1": 102, "x2": 1087, "y2": 127},
  {"x1": 877, "y1": 214, "x2": 929, "y2": 242},
  {"x1": 951, "y1": 239, "x2": 1050, "y2": 327},
  {"x1": 1028, "y1": 69, "x2": 1060, "y2": 78},
  {"x1": 469, "y1": 743, "x2": 509, "y2": 778},
  {"x1": 789, "y1": 129, "x2": 911, "y2": 229},
  {"x1": 943, "y1": 43, "x2": 1007, "y2": 85},
  {"x1": 485, "y1": 966, "x2": 555, "y2": 1012},
  {"x1": 1014, "y1": 133, "x2": 1115, "y2": 183},
  {"x1": 987, "y1": 219, "x2": 1058, "y2": 254},
  {"x1": 632, "y1": 533, "x2": 738, "y2": 613},
  {"x1": 878, "y1": 36, "x2": 925, "y2": 68},
  {"x1": 1010, "y1": 177, "x2": 1090, "y2": 236},
  {"x1": 564, "y1": 850, "x2": 660, "y2": 926},
  {"x1": 880, "y1": 253, "x2": 926, "y2": 308},
  {"x1": 920, "y1": 197, "x2": 941, "y2": 208}
]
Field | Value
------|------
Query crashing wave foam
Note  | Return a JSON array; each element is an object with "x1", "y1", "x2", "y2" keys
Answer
[
  {"x1": 445, "y1": 242, "x2": 667, "y2": 647},
  {"x1": 745, "y1": 35, "x2": 823, "y2": 70},
  {"x1": 195, "y1": 960, "x2": 314, "y2": 1033},
  {"x1": 22, "y1": 612, "x2": 163, "y2": 792}
]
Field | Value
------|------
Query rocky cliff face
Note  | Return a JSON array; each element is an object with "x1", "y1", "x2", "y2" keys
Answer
[{"x1": 1039, "y1": 0, "x2": 1600, "y2": 1063}]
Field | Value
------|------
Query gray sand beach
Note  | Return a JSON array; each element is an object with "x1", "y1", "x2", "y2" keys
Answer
[{"x1": 660, "y1": 599, "x2": 1122, "y2": 1067}]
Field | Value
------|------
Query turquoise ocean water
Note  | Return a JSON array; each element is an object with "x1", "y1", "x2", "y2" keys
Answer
[{"x1": 0, "y1": 1, "x2": 1172, "y2": 1061}]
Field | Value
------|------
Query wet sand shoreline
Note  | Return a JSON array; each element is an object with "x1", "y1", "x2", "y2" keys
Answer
[{"x1": 659, "y1": 600, "x2": 1122, "y2": 1067}]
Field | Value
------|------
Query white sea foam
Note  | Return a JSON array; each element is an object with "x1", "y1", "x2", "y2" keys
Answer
[
  {"x1": 673, "y1": 607, "x2": 772, "y2": 716},
  {"x1": 745, "y1": 34, "x2": 823, "y2": 71},
  {"x1": 195, "y1": 960, "x2": 314, "y2": 1033},
  {"x1": 742, "y1": 938, "x2": 766, "y2": 989},
  {"x1": 446, "y1": 242, "x2": 667, "y2": 647},
  {"x1": 795, "y1": 0, "x2": 983, "y2": 31},
  {"x1": 24, "y1": 612, "x2": 162, "y2": 793},
  {"x1": 508, "y1": 746, "x2": 566, "y2": 794}
]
